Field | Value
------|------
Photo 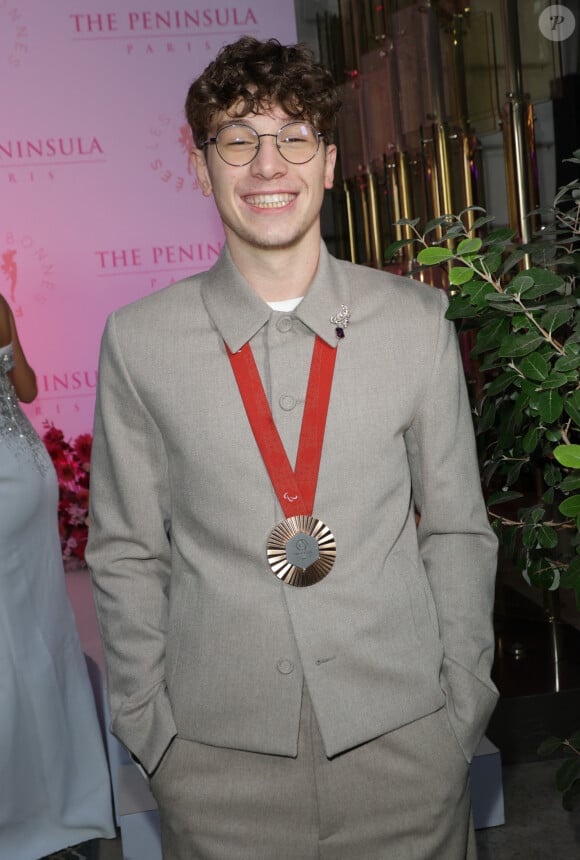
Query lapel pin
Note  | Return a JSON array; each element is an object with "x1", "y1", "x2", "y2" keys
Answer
[{"x1": 330, "y1": 305, "x2": 350, "y2": 339}]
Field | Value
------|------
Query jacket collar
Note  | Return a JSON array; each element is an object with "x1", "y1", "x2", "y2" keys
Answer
[{"x1": 201, "y1": 242, "x2": 351, "y2": 353}]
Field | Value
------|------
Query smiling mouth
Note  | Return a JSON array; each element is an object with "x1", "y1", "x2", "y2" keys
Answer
[{"x1": 244, "y1": 193, "x2": 296, "y2": 208}]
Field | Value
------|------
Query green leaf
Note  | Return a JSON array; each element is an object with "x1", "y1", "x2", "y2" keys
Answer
[
  {"x1": 538, "y1": 736, "x2": 564, "y2": 756},
  {"x1": 486, "y1": 291, "x2": 518, "y2": 303},
  {"x1": 457, "y1": 237, "x2": 483, "y2": 255},
  {"x1": 559, "y1": 495, "x2": 580, "y2": 517},
  {"x1": 384, "y1": 238, "x2": 414, "y2": 260},
  {"x1": 519, "y1": 353, "x2": 549, "y2": 381},
  {"x1": 566, "y1": 401, "x2": 580, "y2": 429},
  {"x1": 555, "y1": 354, "x2": 580, "y2": 372},
  {"x1": 560, "y1": 476, "x2": 580, "y2": 492},
  {"x1": 424, "y1": 216, "x2": 451, "y2": 234},
  {"x1": 512, "y1": 314, "x2": 531, "y2": 331},
  {"x1": 562, "y1": 779, "x2": 580, "y2": 812},
  {"x1": 501, "y1": 249, "x2": 526, "y2": 274},
  {"x1": 522, "y1": 268, "x2": 565, "y2": 299},
  {"x1": 483, "y1": 251, "x2": 502, "y2": 273},
  {"x1": 540, "y1": 373, "x2": 569, "y2": 390},
  {"x1": 462, "y1": 280, "x2": 495, "y2": 305},
  {"x1": 395, "y1": 217, "x2": 420, "y2": 227},
  {"x1": 536, "y1": 525, "x2": 558, "y2": 548},
  {"x1": 445, "y1": 296, "x2": 478, "y2": 320},
  {"x1": 473, "y1": 318, "x2": 510, "y2": 354},
  {"x1": 530, "y1": 241, "x2": 558, "y2": 265},
  {"x1": 544, "y1": 463, "x2": 562, "y2": 486},
  {"x1": 565, "y1": 392, "x2": 580, "y2": 429},
  {"x1": 522, "y1": 426, "x2": 539, "y2": 453},
  {"x1": 485, "y1": 371, "x2": 519, "y2": 396},
  {"x1": 485, "y1": 296, "x2": 523, "y2": 314},
  {"x1": 477, "y1": 398, "x2": 496, "y2": 434},
  {"x1": 460, "y1": 205, "x2": 488, "y2": 216},
  {"x1": 554, "y1": 444, "x2": 580, "y2": 469},
  {"x1": 499, "y1": 332, "x2": 546, "y2": 358},
  {"x1": 471, "y1": 215, "x2": 496, "y2": 231},
  {"x1": 487, "y1": 490, "x2": 524, "y2": 507},
  {"x1": 442, "y1": 224, "x2": 466, "y2": 240},
  {"x1": 448, "y1": 266, "x2": 475, "y2": 285},
  {"x1": 417, "y1": 247, "x2": 454, "y2": 265},
  {"x1": 537, "y1": 390, "x2": 564, "y2": 423},
  {"x1": 505, "y1": 274, "x2": 534, "y2": 295},
  {"x1": 528, "y1": 505, "x2": 545, "y2": 525},
  {"x1": 560, "y1": 556, "x2": 580, "y2": 588},
  {"x1": 540, "y1": 306, "x2": 575, "y2": 333},
  {"x1": 528, "y1": 563, "x2": 559, "y2": 590},
  {"x1": 556, "y1": 758, "x2": 580, "y2": 793},
  {"x1": 487, "y1": 227, "x2": 517, "y2": 244}
]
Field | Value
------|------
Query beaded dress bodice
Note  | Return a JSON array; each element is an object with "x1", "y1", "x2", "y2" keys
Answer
[{"x1": 0, "y1": 343, "x2": 48, "y2": 473}]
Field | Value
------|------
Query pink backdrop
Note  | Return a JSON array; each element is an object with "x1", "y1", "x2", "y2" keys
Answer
[{"x1": 2, "y1": 1, "x2": 297, "y2": 438}]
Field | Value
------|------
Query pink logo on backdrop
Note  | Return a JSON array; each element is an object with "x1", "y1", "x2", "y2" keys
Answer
[
  {"x1": 0, "y1": 136, "x2": 106, "y2": 185},
  {"x1": 68, "y1": 7, "x2": 259, "y2": 57},
  {"x1": 147, "y1": 114, "x2": 200, "y2": 194},
  {"x1": 94, "y1": 238, "x2": 224, "y2": 292},
  {"x1": 1, "y1": 233, "x2": 57, "y2": 319},
  {"x1": 1, "y1": 2, "x2": 30, "y2": 68},
  {"x1": 28, "y1": 367, "x2": 99, "y2": 428}
]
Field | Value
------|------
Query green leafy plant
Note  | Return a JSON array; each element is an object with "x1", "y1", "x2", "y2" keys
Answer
[
  {"x1": 538, "y1": 733, "x2": 580, "y2": 810},
  {"x1": 385, "y1": 153, "x2": 580, "y2": 605}
]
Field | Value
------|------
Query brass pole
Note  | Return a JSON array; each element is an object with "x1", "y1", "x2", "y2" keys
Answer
[
  {"x1": 358, "y1": 175, "x2": 372, "y2": 265},
  {"x1": 423, "y1": 3, "x2": 453, "y2": 241},
  {"x1": 434, "y1": 122, "x2": 454, "y2": 219},
  {"x1": 500, "y1": 0, "x2": 537, "y2": 259},
  {"x1": 367, "y1": 169, "x2": 382, "y2": 268},
  {"x1": 451, "y1": 12, "x2": 476, "y2": 231},
  {"x1": 396, "y1": 149, "x2": 412, "y2": 228},
  {"x1": 343, "y1": 179, "x2": 357, "y2": 263},
  {"x1": 461, "y1": 133, "x2": 475, "y2": 230}
]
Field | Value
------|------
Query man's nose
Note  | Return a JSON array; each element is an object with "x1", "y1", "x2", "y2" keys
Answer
[{"x1": 250, "y1": 134, "x2": 287, "y2": 176}]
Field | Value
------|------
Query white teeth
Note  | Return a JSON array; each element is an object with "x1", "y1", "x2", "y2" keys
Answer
[{"x1": 245, "y1": 193, "x2": 295, "y2": 208}]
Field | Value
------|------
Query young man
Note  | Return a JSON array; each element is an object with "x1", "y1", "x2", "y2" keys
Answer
[{"x1": 87, "y1": 37, "x2": 498, "y2": 859}]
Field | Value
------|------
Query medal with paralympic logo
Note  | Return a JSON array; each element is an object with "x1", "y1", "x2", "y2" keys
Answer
[
  {"x1": 266, "y1": 514, "x2": 336, "y2": 587},
  {"x1": 226, "y1": 309, "x2": 347, "y2": 587}
]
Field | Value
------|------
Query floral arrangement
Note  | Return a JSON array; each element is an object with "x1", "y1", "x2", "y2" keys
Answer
[{"x1": 42, "y1": 422, "x2": 92, "y2": 563}]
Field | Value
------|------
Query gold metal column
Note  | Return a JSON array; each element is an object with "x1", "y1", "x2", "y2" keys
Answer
[{"x1": 500, "y1": 0, "x2": 539, "y2": 255}]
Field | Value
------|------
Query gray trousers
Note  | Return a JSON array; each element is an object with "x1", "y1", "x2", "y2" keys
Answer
[{"x1": 149, "y1": 688, "x2": 476, "y2": 860}]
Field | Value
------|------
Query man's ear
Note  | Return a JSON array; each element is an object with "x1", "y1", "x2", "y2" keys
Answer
[
  {"x1": 190, "y1": 148, "x2": 213, "y2": 197},
  {"x1": 324, "y1": 144, "x2": 337, "y2": 191}
]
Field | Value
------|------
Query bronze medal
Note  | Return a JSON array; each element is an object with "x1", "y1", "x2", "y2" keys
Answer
[
  {"x1": 226, "y1": 335, "x2": 341, "y2": 588},
  {"x1": 267, "y1": 515, "x2": 336, "y2": 587}
]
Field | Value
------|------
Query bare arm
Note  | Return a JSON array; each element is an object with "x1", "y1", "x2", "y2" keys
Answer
[{"x1": 0, "y1": 294, "x2": 38, "y2": 402}]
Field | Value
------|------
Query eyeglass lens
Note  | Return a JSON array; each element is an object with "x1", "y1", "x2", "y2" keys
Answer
[{"x1": 215, "y1": 122, "x2": 319, "y2": 165}]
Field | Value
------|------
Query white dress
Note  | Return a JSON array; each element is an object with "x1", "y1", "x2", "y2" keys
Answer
[{"x1": 0, "y1": 343, "x2": 115, "y2": 859}]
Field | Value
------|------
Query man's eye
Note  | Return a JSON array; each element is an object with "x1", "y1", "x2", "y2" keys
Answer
[{"x1": 223, "y1": 137, "x2": 255, "y2": 148}]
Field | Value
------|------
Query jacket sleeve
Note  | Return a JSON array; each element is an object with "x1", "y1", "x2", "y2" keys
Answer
[
  {"x1": 86, "y1": 313, "x2": 177, "y2": 775},
  {"x1": 404, "y1": 288, "x2": 499, "y2": 762}
]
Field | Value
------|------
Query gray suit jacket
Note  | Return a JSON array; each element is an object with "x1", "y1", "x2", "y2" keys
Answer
[{"x1": 87, "y1": 243, "x2": 498, "y2": 775}]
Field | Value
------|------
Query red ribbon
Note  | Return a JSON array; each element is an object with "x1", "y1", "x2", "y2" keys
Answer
[{"x1": 226, "y1": 336, "x2": 337, "y2": 519}]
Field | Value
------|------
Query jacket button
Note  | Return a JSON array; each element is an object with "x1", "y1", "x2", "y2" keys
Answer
[
  {"x1": 279, "y1": 394, "x2": 296, "y2": 411},
  {"x1": 276, "y1": 316, "x2": 294, "y2": 333},
  {"x1": 276, "y1": 659, "x2": 295, "y2": 674}
]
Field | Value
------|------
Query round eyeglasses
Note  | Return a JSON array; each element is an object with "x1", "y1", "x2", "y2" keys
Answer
[{"x1": 202, "y1": 121, "x2": 324, "y2": 167}]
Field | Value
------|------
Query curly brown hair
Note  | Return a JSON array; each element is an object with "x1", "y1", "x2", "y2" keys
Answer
[{"x1": 185, "y1": 37, "x2": 341, "y2": 147}]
